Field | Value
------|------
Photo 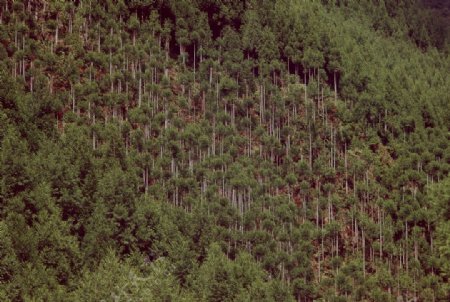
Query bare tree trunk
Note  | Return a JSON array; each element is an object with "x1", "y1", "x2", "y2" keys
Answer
[
  {"x1": 334, "y1": 71, "x2": 337, "y2": 102},
  {"x1": 362, "y1": 227, "x2": 366, "y2": 279},
  {"x1": 309, "y1": 123, "x2": 313, "y2": 170}
]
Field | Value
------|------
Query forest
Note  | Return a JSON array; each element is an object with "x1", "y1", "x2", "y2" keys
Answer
[{"x1": 0, "y1": 0, "x2": 449, "y2": 301}]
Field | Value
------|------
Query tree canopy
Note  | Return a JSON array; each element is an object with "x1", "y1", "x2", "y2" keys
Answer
[{"x1": 0, "y1": 0, "x2": 448, "y2": 301}]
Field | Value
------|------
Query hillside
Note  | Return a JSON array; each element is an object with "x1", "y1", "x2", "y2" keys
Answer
[{"x1": 0, "y1": 0, "x2": 449, "y2": 301}]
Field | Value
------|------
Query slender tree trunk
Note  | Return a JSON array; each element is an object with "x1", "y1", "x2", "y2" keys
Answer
[
  {"x1": 193, "y1": 43, "x2": 196, "y2": 81},
  {"x1": 362, "y1": 226, "x2": 366, "y2": 279},
  {"x1": 334, "y1": 71, "x2": 337, "y2": 102}
]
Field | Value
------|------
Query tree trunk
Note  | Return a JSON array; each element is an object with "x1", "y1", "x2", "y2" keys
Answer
[{"x1": 334, "y1": 71, "x2": 337, "y2": 102}]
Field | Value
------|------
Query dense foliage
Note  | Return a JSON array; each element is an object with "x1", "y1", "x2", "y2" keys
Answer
[{"x1": 0, "y1": 0, "x2": 449, "y2": 301}]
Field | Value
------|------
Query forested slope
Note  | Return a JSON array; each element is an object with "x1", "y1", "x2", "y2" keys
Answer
[{"x1": 0, "y1": 0, "x2": 449, "y2": 301}]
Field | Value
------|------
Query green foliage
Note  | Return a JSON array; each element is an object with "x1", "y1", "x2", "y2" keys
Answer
[
  {"x1": 71, "y1": 250, "x2": 190, "y2": 301},
  {"x1": 0, "y1": 0, "x2": 448, "y2": 301}
]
